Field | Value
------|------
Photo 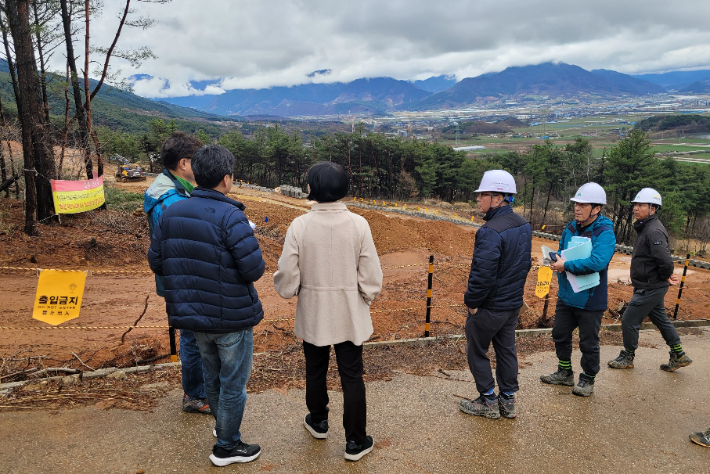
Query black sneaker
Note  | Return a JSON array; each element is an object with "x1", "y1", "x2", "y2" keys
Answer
[
  {"x1": 209, "y1": 441, "x2": 261, "y2": 466},
  {"x1": 304, "y1": 413, "x2": 328, "y2": 439},
  {"x1": 344, "y1": 435, "x2": 374, "y2": 462},
  {"x1": 182, "y1": 394, "x2": 211, "y2": 415},
  {"x1": 540, "y1": 368, "x2": 574, "y2": 386},
  {"x1": 689, "y1": 427, "x2": 710, "y2": 448},
  {"x1": 608, "y1": 350, "x2": 634, "y2": 369}
]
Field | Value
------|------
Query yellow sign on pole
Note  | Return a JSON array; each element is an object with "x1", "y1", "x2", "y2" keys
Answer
[
  {"x1": 535, "y1": 266, "x2": 553, "y2": 298},
  {"x1": 33, "y1": 270, "x2": 87, "y2": 325}
]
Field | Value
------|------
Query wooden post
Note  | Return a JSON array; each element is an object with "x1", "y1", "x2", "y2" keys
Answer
[
  {"x1": 425, "y1": 255, "x2": 434, "y2": 337},
  {"x1": 673, "y1": 254, "x2": 690, "y2": 320},
  {"x1": 169, "y1": 326, "x2": 177, "y2": 362}
]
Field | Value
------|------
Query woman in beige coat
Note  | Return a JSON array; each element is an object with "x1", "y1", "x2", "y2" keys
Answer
[{"x1": 274, "y1": 161, "x2": 383, "y2": 462}]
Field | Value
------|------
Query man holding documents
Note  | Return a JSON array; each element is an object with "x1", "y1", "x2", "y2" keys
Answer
[
  {"x1": 541, "y1": 183, "x2": 615, "y2": 397},
  {"x1": 460, "y1": 170, "x2": 532, "y2": 420},
  {"x1": 608, "y1": 188, "x2": 692, "y2": 372}
]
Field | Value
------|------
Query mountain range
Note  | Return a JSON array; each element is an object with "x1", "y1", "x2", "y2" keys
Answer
[
  {"x1": 159, "y1": 62, "x2": 690, "y2": 117},
  {"x1": 0, "y1": 59, "x2": 238, "y2": 134},
  {"x1": 408, "y1": 63, "x2": 664, "y2": 110},
  {"x1": 631, "y1": 69, "x2": 710, "y2": 91}
]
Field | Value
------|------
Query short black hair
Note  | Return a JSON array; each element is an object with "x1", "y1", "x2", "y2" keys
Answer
[
  {"x1": 192, "y1": 145, "x2": 235, "y2": 189},
  {"x1": 307, "y1": 161, "x2": 349, "y2": 202},
  {"x1": 160, "y1": 131, "x2": 203, "y2": 171}
]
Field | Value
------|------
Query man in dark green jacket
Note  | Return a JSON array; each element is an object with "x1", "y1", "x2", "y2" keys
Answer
[{"x1": 608, "y1": 188, "x2": 692, "y2": 372}]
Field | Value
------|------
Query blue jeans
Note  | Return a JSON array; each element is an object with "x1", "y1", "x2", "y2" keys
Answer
[
  {"x1": 179, "y1": 329, "x2": 207, "y2": 399},
  {"x1": 194, "y1": 329, "x2": 254, "y2": 450}
]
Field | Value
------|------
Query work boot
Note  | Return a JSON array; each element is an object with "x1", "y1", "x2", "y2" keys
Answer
[
  {"x1": 540, "y1": 368, "x2": 574, "y2": 386},
  {"x1": 498, "y1": 395, "x2": 516, "y2": 419},
  {"x1": 572, "y1": 373, "x2": 595, "y2": 397},
  {"x1": 608, "y1": 350, "x2": 635, "y2": 369},
  {"x1": 660, "y1": 351, "x2": 692, "y2": 372},
  {"x1": 182, "y1": 394, "x2": 211, "y2": 415},
  {"x1": 459, "y1": 395, "x2": 500, "y2": 419},
  {"x1": 689, "y1": 427, "x2": 710, "y2": 448}
]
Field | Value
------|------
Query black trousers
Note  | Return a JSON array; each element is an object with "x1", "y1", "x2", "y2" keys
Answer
[
  {"x1": 552, "y1": 300, "x2": 603, "y2": 376},
  {"x1": 622, "y1": 287, "x2": 680, "y2": 351},
  {"x1": 465, "y1": 307, "x2": 520, "y2": 395},
  {"x1": 303, "y1": 340, "x2": 367, "y2": 444}
]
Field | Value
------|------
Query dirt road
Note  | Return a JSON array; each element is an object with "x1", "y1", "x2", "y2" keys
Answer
[{"x1": 2, "y1": 328, "x2": 709, "y2": 473}]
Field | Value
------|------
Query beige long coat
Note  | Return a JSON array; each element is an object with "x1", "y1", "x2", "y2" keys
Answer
[{"x1": 273, "y1": 202, "x2": 383, "y2": 346}]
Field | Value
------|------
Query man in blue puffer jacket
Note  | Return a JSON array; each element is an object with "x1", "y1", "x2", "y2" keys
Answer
[
  {"x1": 541, "y1": 182, "x2": 616, "y2": 397},
  {"x1": 460, "y1": 170, "x2": 532, "y2": 421},
  {"x1": 144, "y1": 131, "x2": 211, "y2": 415},
  {"x1": 148, "y1": 145, "x2": 265, "y2": 466}
]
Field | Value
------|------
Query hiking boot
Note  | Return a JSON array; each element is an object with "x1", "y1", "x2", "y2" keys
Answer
[
  {"x1": 304, "y1": 413, "x2": 328, "y2": 439},
  {"x1": 689, "y1": 427, "x2": 710, "y2": 448},
  {"x1": 498, "y1": 396, "x2": 516, "y2": 419},
  {"x1": 209, "y1": 440, "x2": 261, "y2": 466},
  {"x1": 344, "y1": 435, "x2": 374, "y2": 461},
  {"x1": 661, "y1": 351, "x2": 692, "y2": 372},
  {"x1": 459, "y1": 395, "x2": 500, "y2": 419},
  {"x1": 608, "y1": 350, "x2": 635, "y2": 369},
  {"x1": 540, "y1": 368, "x2": 574, "y2": 386},
  {"x1": 572, "y1": 374, "x2": 595, "y2": 397},
  {"x1": 182, "y1": 394, "x2": 211, "y2": 415}
]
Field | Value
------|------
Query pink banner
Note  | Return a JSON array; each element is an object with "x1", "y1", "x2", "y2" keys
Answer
[{"x1": 51, "y1": 177, "x2": 104, "y2": 192}]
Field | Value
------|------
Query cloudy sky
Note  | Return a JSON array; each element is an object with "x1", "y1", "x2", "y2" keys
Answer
[{"x1": 85, "y1": 0, "x2": 710, "y2": 98}]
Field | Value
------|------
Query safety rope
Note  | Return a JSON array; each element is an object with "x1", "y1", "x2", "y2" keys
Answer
[
  {"x1": 0, "y1": 316, "x2": 297, "y2": 331},
  {"x1": 0, "y1": 262, "x2": 472, "y2": 274}
]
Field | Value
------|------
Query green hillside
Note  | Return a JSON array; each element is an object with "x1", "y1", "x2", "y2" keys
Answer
[{"x1": 0, "y1": 70, "x2": 241, "y2": 136}]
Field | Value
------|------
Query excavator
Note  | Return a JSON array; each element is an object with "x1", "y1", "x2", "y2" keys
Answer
[{"x1": 115, "y1": 163, "x2": 147, "y2": 182}]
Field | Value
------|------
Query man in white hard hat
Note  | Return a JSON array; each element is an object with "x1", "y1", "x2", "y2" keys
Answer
[
  {"x1": 608, "y1": 188, "x2": 692, "y2": 371},
  {"x1": 541, "y1": 182, "x2": 616, "y2": 397},
  {"x1": 460, "y1": 170, "x2": 532, "y2": 420}
]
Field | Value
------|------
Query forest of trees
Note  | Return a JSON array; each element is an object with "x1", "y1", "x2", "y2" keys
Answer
[
  {"x1": 0, "y1": 0, "x2": 169, "y2": 234},
  {"x1": 96, "y1": 121, "x2": 710, "y2": 249}
]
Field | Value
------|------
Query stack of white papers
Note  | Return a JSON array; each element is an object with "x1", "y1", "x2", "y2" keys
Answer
[{"x1": 561, "y1": 236, "x2": 600, "y2": 293}]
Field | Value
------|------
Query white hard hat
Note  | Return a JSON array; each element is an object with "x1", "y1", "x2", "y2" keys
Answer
[
  {"x1": 475, "y1": 170, "x2": 517, "y2": 194},
  {"x1": 631, "y1": 188, "x2": 662, "y2": 206},
  {"x1": 570, "y1": 182, "x2": 607, "y2": 205}
]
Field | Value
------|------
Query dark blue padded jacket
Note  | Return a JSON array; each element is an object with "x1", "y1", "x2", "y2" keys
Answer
[
  {"x1": 464, "y1": 205, "x2": 532, "y2": 311},
  {"x1": 148, "y1": 188, "x2": 265, "y2": 332}
]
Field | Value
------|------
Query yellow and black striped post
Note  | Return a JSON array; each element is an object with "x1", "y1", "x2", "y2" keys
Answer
[
  {"x1": 425, "y1": 255, "x2": 434, "y2": 337},
  {"x1": 542, "y1": 293, "x2": 550, "y2": 322},
  {"x1": 673, "y1": 253, "x2": 690, "y2": 320},
  {"x1": 169, "y1": 326, "x2": 178, "y2": 362}
]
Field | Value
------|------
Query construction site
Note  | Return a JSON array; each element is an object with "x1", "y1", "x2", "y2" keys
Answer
[
  {"x1": 1, "y1": 169, "x2": 709, "y2": 377},
  {"x1": 2, "y1": 171, "x2": 710, "y2": 472}
]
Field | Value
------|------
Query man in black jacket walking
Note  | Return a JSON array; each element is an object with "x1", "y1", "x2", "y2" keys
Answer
[
  {"x1": 608, "y1": 188, "x2": 692, "y2": 371},
  {"x1": 460, "y1": 170, "x2": 532, "y2": 420}
]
